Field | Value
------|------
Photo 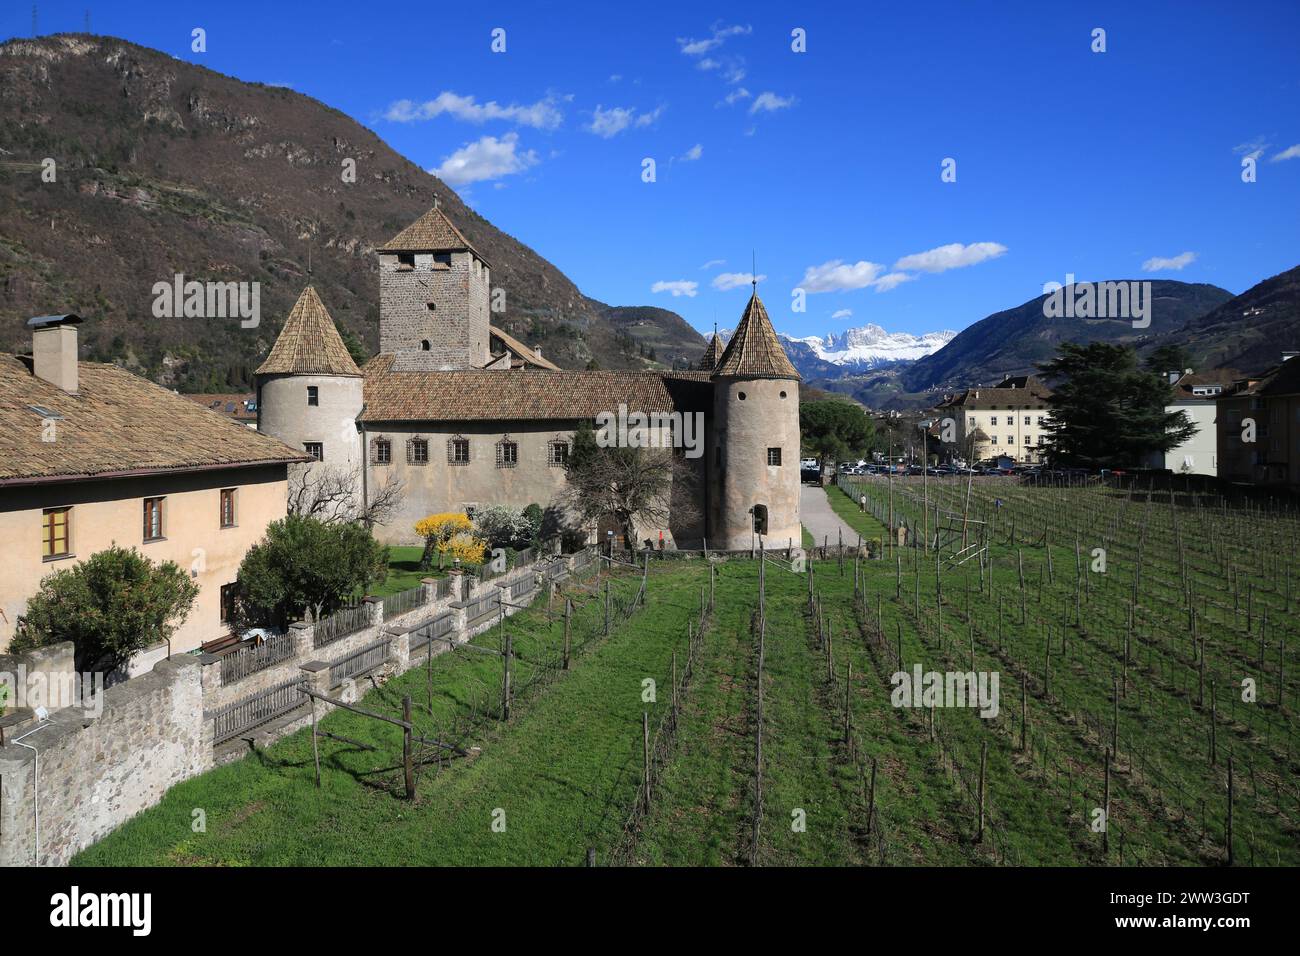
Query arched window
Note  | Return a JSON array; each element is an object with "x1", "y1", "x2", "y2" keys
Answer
[
  {"x1": 421, "y1": 339, "x2": 431, "y2": 351},
  {"x1": 752, "y1": 504, "x2": 768, "y2": 535}
]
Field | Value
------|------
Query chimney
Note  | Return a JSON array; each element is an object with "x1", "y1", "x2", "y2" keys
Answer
[
  {"x1": 534, "y1": 346, "x2": 542, "y2": 359},
  {"x1": 1167, "y1": 370, "x2": 1180, "y2": 385},
  {"x1": 29, "y1": 314, "x2": 83, "y2": 393}
]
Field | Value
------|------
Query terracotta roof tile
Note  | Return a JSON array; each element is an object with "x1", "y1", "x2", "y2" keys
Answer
[
  {"x1": 712, "y1": 292, "x2": 799, "y2": 380},
  {"x1": 696, "y1": 332, "x2": 724, "y2": 371},
  {"x1": 378, "y1": 204, "x2": 486, "y2": 262},
  {"x1": 255, "y1": 285, "x2": 361, "y2": 377},
  {"x1": 489, "y1": 326, "x2": 561, "y2": 371},
  {"x1": 0, "y1": 357, "x2": 307, "y2": 484},
  {"x1": 182, "y1": 392, "x2": 257, "y2": 421},
  {"x1": 360, "y1": 355, "x2": 710, "y2": 422}
]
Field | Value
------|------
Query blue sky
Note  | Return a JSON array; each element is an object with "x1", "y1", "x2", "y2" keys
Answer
[{"x1": 5, "y1": 0, "x2": 1299, "y2": 340}]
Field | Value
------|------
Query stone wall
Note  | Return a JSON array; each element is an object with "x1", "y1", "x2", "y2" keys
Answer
[
  {"x1": 0, "y1": 549, "x2": 586, "y2": 866},
  {"x1": 379, "y1": 250, "x2": 489, "y2": 367}
]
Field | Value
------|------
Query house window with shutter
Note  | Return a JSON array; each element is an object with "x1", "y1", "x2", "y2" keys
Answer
[
  {"x1": 372, "y1": 437, "x2": 392, "y2": 465},
  {"x1": 42, "y1": 507, "x2": 72, "y2": 559},
  {"x1": 407, "y1": 437, "x2": 429, "y2": 465},
  {"x1": 496, "y1": 437, "x2": 519, "y2": 468},
  {"x1": 448, "y1": 436, "x2": 470, "y2": 465},
  {"x1": 143, "y1": 497, "x2": 165, "y2": 542}
]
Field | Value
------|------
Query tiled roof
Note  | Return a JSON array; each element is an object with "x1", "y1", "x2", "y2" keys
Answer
[
  {"x1": 696, "y1": 332, "x2": 723, "y2": 371},
  {"x1": 936, "y1": 379, "x2": 1052, "y2": 408},
  {"x1": 378, "y1": 204, "x2": 486, "y2": 262},
  {"x1": 182, "y1": 392, "x2": 257, "y2": 421},
  {"x1": 489, "y1": 326, "x2": 561, "y2": 371},
  {"x1": 712, "y1": 292, "x2": 800, "y2": 380},
  {"x1": 255, "y1": 285, "x2": 361, "y2": 377},
  {"x1": 360, "y1": 355, "x2": 711, "y2": 422},
  {"x1": 0, "y1": 356, "x2": 308, "y2": 485}
]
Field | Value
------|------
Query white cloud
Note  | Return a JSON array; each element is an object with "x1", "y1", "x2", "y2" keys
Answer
[
  {"x1": 608, "y1": 74, "x2": 623, "y2": 83},
  {"x1": 385, "y1": 91, "x2": 563, "y2": 130},
  {"x1": 720, "y1": 87, "x2": 751, "y2": 106},
  {"x1": 652, "y1": 280, "x2": 699, "y2": 297},
  {"x1": 749, "y1": 91, "x2": 795, "y2": 114},
  {"x1": 700, "y1": 258, "x2": 726, "y2": 270},
  {"x1": 1234, "y1": 137, "x2": 1269, "y2": 162},
  {"x1": 681, "y1": 143, "x2": 703, "y2": 161},
  {"x1": 799, "y1": 260, "x2": 886, "y2": 293},
  {"x1": 431, "y1": 133, "x2": 539, "y2": 186},
  {"x1": 893, "y1": 242, "x2": 1007, "y2": 273},
  {"x1": 872, "y1": 272, "x2": 917, "y2": 292},
  {"x1": 713, "y1": 272, "x2": 765, "y2": 290},
  {"x1": 831, "y1": 309, "x2": 853, "y2": 320},
  {"x1": 1270, "y1": 144, "x2": 1300, "y2": 162},
  {"x1": 588, "y1": 104, "x2": 664, "y2": 138},
  {"x1": 676, "y1": 24, "x2": 751, "y2": 56},
  {"x1": 1142, "y1": 251, "x2": 1197, "y2": 271}
]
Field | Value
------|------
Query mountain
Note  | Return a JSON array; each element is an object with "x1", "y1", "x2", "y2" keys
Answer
[
  {"x1": 1142, "y1": 264, "x2": 1300, "y2": 373},
  {"x1": 716, "y1": 322, "x2": 954, "y2": 380},
  {"x1": 0, "y1": 34, "x2": 705, "y2": 390},
  {"x1": 898, "y1": 279, "x2": 1234, "y2": 393}
]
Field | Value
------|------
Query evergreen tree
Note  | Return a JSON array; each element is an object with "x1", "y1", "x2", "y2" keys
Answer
[{"x1": 1038, "y1": 342, "x2": 1197, "y2": 468}]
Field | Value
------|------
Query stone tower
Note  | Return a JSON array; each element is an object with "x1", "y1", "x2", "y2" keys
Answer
[
  {"x1": 709, "y1": 289, "x2": 802, "y2": 551},
  {"x1": 255, "y1": 285, "x2": 364, "y2": 486},
  {"x1": 377, "y1": 202, "x2": 491, "y2": 370}
]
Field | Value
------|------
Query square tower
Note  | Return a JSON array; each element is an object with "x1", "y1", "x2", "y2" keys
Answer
[{"x1": 378, "y1": 203, "x2": 491, "y2": 369}]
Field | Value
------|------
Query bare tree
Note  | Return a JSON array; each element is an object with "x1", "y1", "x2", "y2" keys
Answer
[
  {"x1": 287, "y1": 463, "x2": 405, "y2": 528},
  {"x1": 559, "y1": 440, "x2": 700, "y2": 549}
]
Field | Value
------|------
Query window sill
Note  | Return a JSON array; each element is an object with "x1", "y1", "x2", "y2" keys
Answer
[
  {"x1": 220, "y1": 523, "x2": 238, "y2": 530},
  {"x1": 43, "y1": 552, "x2": 75, "y2": 563},
  {"x1": 143, "y1": 536, "x2": 167, "y2": 544}
]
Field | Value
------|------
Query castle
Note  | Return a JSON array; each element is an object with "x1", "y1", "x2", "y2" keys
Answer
[{"x1": 255, "y1": 204, "x2": 801, "y2": 551}]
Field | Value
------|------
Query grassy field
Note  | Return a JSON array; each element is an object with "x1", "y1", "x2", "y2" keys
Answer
[{"x1": 76, "y1": 482, "x2": 1300, "y2": 864}]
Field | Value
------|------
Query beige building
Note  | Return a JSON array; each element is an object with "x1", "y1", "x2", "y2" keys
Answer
[
  {"x1": 1147, "y1": 370, "x2": 1238, "y2": 475},
  {"x1": 934, "y1": 375, "x2": 1053, "y2": 464},
  {"x1": 0, "y1": 315, "x2": 307, "y2": 660},
  {"x1": 257, "y1": 205, "x2": 801, "y2": 550}
]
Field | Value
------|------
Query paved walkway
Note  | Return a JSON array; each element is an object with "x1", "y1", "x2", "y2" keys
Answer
[{"x1": 800, "y1": 484, "x2": 862, "y2": 549}]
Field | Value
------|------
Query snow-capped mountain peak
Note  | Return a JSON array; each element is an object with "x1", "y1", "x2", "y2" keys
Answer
[{"x1": 719, "y1": 322, "x2": 956, "y2": 375}]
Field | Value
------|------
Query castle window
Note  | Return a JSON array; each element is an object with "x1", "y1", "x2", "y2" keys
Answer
[
  {"x1": 143, "y1": 497, "x2": 166, "y2": 542},
  {"x1": 372, "y1": 437, "x2": 392, "y2": 465},
  {"x1": 496, "y1": 437, "x2": 518, "y2": 468},
  {"x1": 220, "y1": 583, "x2": 237, "y2": 625},
  {"x1": 408, "y1": 438, "x2": 430, "y2": 465},
  {"x1": 220, "y1": 488, "x2": 237, "y2": 528},
  {"x1": 738, "y1": 391, "x2": 747, "y2": 401},
  {"x1": 433, "y1": 253, "x2": 452, "y2": 269},
  {"x1": 305, "y1": 442, "x2": 324, "y2": 461},
  {"x1": 752, "y1": 504, "x2": 768, "y2": 536},
  {"x1": 426, "y1": 302, "x2": 437, "y2": 311},
  {"x1": 307, "y1": 386, "x2": 319, "y2": 406},
  {"x1": 780, "y1": 390, "x2": 788, "y2": 399},
  {"x1": 397, "y1": 252, "x2": 415, "y2": 270},
  {"x1": 548, "y1": 440, "x2": 569, "y2": 467},
  {"x1": 767, "y1": 447, "x2": 782, "y2": 466},
  {"x1": 448, "y1": 437, "x2": 470, "y2": 465},
  {"x1": 421, "y1": 339, "x2": 431, "y2": 350},
  {"x1": 42, "y1": 507, "x2": 72, "y2": 560}
]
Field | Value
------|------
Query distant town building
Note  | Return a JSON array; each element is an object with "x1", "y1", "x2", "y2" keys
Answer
[
  {"x1": 0, "y1": 315, "x2": 307, "y2": 657},
  {"x1": 1216, "y1": 354, "x2": 1300, "y2": 488},
  {"x1": 182, "y1": 393, "x2": 258, "y2": 428},
  {"x1": 1144, "y1": 369, "x2": 1239, "y2": 475},
  {"x1": 934, "y1": 375, "x2": 1053, "y2": 464}
]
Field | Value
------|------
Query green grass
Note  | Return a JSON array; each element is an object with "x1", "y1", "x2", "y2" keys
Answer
[
  {"x1": 826, "y1": 482, "x2": 890, "y2": 548},
  {"x1": 370, "y1": 545, "x2": 434, "y2": 598}
]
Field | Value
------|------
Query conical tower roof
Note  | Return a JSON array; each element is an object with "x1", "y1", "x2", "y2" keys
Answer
[
  {"x1": 695, "y1": 332, "x2": 724, "y2": 371},
  {"x1": 711, "y1": 291, "x2": 799, "y2": 380},
  {"x1": 255, "y1": 285, "x2": 361, "y2": 377},
  {"x1": 378, "y1": 202, "x2": 487, "y2": 263}
]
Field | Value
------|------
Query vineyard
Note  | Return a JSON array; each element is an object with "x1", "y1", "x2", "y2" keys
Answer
[{"x1": 75, "y1": 479, "x2": 1300, "y2": 865}]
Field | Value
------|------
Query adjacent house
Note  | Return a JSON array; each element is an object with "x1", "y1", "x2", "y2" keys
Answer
[
  {"x1": 933, "y1": 375, "x2": 1053, "y2": 464},
  {"x1": 1216, "y1": 354, "x2": 1300, "y2": 488},
  {"x1": 1145, "y1": 369, "x2": 1240, "y2": 475},
  {"x1": 0, "y1": 315, "x2": 309, "y2": 664},
  {"x1": 182, "y1": 393, "x2": 259, "y2": 428}
]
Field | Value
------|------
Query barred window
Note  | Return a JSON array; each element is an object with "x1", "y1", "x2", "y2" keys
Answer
[
  {"x1": 767, "y1": 447, "x2": 782, "y2": 466},
  {"x1": 448, "y1": 436, "x2": 470, "y2": 465},
  {"x1": 496, "y1": 437, "x2": 518, "y2": 468},
  {"x1": 304, "y1": 442, "x2": 324, "y2": 461},
  {"x1": 372, "y1": 437, "x2": 392, "y2": 465},
  {"x1": 548, "y1": 440, "x2": 569, "y2": 467},
  {"x1": 407, "y1": 437, "x2": 429, "y2": 465}
]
